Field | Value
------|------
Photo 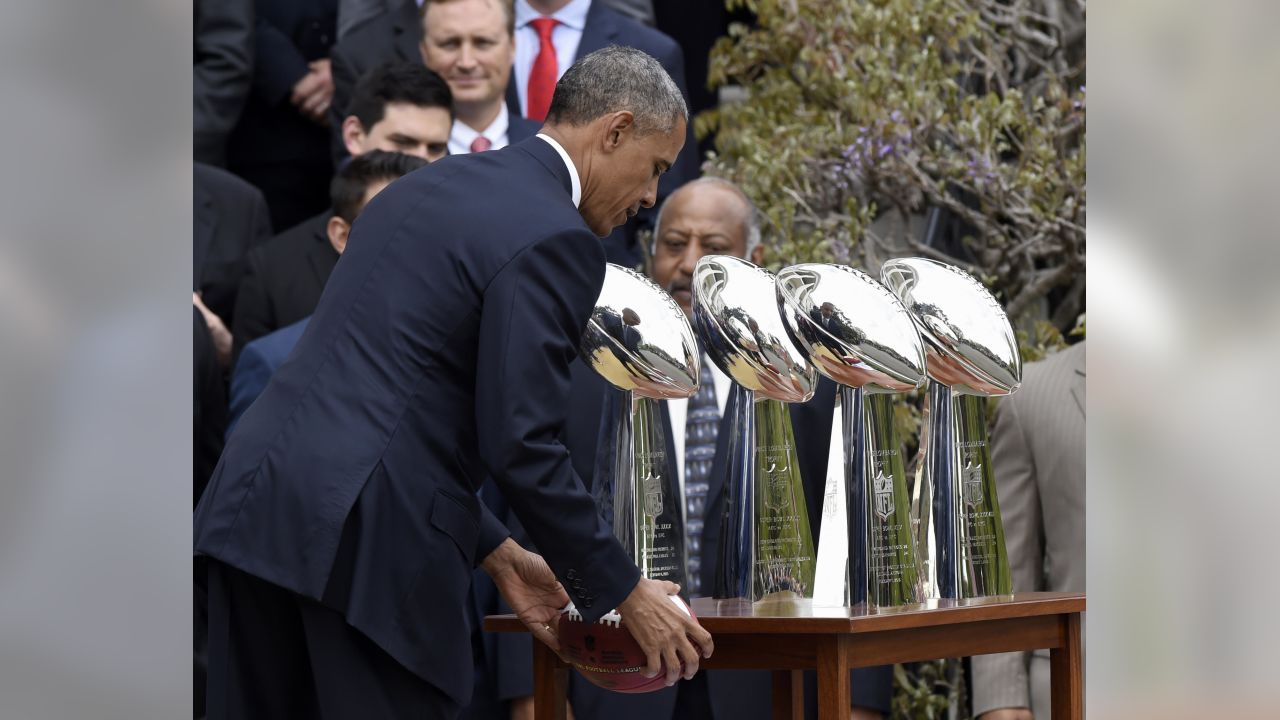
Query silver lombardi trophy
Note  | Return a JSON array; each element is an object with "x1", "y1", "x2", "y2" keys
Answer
[
  {"x1": 691, "y1": 255, "x2": 819, "y2": 602},
  {"x1": 580, "y1": 263, "x2": 700, "y2": 586},
  {"x1": 881, "y1": 258, "x2": 1023, "y2": 599},
  {"x1": 777, "y1": 264, "x2": 927, "y2": 608}
]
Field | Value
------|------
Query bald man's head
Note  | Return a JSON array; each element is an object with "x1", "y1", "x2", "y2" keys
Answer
[{"x1": 651, "y1": 178, "x2": 763, "y2": 315}]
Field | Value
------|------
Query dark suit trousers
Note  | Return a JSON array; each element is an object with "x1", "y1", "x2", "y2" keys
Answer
[{"x1": 205, "y1": 560, "x2": 460, "y2": 720}]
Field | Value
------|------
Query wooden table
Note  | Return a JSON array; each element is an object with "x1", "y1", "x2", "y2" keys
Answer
[{"x1": 485, "y1": 591, "x2": 1084, "y2": 720}]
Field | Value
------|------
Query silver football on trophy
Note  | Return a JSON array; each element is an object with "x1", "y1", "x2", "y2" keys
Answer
[
  {"x1": 776, "y1": 263, "x2": 926, "y2": 393},
  {"x1": 692, "y1": 255, "x2": 816, "y2": 403},
  {"x1": 581, "y1": 263, "x2": 700, "y2": 400},
  {"x1": 880, "y1": 258, "x2": 1022, "y2": 396}
]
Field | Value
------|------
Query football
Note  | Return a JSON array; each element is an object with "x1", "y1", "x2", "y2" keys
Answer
[{"x1": 557, "y1": 595, "x2": 696, "y2": 694}]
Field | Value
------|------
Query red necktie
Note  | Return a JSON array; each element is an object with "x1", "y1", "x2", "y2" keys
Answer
[
  {"x1": 526, "y1": 18, "x2": 560, "y2": 121},
  {"x1": 470, "y1": 136, "x2": 492, "y2": 153}
]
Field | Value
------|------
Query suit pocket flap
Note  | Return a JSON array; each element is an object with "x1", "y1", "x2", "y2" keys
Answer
[{"x1": 430, "y1": 490, "x2": 479, "y2": 566}]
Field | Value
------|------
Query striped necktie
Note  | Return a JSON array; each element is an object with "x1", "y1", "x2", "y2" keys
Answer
[{"x1": 684, "y1": 354, "x2": 719, "y2": 596}]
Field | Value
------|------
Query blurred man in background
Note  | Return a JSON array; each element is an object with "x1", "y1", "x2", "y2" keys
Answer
[{"x1": 419, "y1": 0, "x2": 541, "y2": 154}]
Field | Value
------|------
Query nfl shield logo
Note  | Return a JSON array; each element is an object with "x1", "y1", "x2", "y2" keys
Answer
[
  {"x1": 962, "y1": 460, "x2": 984, "y2": 506},
  {"x1": 873, "y1": 470, "x2": 894, "y2": 520},
  {"x1": 764, "y1": 461, "x2": 792, "y2": 512},
  {"x1": 643, "y1": 473, "x2": 664, "y2": 517}
]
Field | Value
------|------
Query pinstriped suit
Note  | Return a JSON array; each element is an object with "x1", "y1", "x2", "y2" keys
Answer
[{"x1": 971, "y1": 342, "x2": 1085, "y2": 718}]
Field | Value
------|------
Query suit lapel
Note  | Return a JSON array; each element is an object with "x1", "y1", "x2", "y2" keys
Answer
[
  {"x1": 193, "y1": 183, "x2": 215, "y2": 290},
  {"x1": 393, "y1": 0, "x2": 421, "y2": 62},
  {"x1": 575, "y1": 2, "x2": 619, "y2": 60}
]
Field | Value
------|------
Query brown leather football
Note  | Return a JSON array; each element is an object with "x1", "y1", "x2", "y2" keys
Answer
[{"x1": 557, "y1": 595, "x2": 695, "y2": 694}]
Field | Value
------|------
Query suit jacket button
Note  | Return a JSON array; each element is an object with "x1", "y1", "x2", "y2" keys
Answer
[
  {"x1": 576, "y1": 589, "x2": 586, "y2": 599},
  {"x1": 567, "y1": 569, "x2": 578, "y2": 580},
  {"x1": 571, "y1": 579, "x2": 583, "y2": 589},
  {"x1": 583, "y1": 599, "x2": 593, "y2": 608}
]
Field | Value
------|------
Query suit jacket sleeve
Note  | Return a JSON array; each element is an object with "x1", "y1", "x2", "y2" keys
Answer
[
  {"x1": 194, "y1": 0, "x2": 254, "y2": 164},
  {"x1": 253, "y1": 17, "x2": 312, "y2": 106},
  {"x1": 232, "y1": 247, "x2": 273, "y2": 363},
  {"x1": 474, "y1": 230, "x2": 641, "y2": 624},
  {"x1": 970, "y1": 395, "x2": 1041, "y2": 715}
]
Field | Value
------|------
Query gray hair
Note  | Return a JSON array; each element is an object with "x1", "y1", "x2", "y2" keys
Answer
[
  {"x1": 546, "y1": 46, "x2": 687, "y2": 135},
  {"x1": 652, "y1": 177, "x2": 762, "y2": 258}
]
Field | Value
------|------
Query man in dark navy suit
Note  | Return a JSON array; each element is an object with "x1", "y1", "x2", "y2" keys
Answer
[
  {"x1": 548, "y1": 178, "x2": 894, "y2": 720},
  {"x1": 195, "y1": 47, "x2": 712, "y2": 720}
]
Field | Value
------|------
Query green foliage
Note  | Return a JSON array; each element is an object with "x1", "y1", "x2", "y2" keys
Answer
[
  {"x1": 893, "y1": 659, "x2": 963, "y2": 719},
  {"x1": 702, "y1": 0, "x2": 1086, "y2": 336}
]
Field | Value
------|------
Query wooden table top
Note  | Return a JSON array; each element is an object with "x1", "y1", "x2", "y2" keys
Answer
[{"x1": 485, "y1": 591, "x2": 1085, "y2": 635}]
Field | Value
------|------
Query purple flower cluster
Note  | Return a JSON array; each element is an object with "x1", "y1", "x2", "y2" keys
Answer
[
  {"x1": 833, "y1": 111, "x2": 915, "y2": 189},
  {"x1": 965, "y1": 151, "x2": 996, "y2": 183}
]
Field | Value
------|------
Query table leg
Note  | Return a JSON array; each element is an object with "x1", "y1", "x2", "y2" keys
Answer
[
  {"x1": 816, "y1": 635, "x2": 851, "y2": 720},
  {"x1": 1050, "y1": 613, "x2": 1083, "y2": 720},
  {"x1": 771, "y1": 669, "x2": 803, "y2": 720},
  {"x1": 532, "y1": 641, "x2": 568, "y2": 720}
]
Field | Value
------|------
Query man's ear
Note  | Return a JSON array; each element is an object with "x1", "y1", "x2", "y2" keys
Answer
[
  {"x1": 341, "y1": 116, "x2": 367, "y2": 157},
  {"x1": 750, "y1": 244, "x2": 765, "y2": 266},
  {"x1": 419, "y1": 40, "x2": 430, "y2": 66},
  {"x1": 327, "y1": 216, "x2": 352, "y2": 255},
  {"x1": 601, "y1": 111, "x2": 636, "y2": 153}
]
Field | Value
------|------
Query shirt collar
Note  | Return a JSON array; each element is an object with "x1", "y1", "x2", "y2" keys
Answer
[
  {"x1": 450, "y1": 105, "x2": 510, "y2": 151},
  {"x1": 536, "y1": 133, "x2": 581, "y2": 208},
  {"x1": 515, "y1": 0, "x2": 590, "y2": 30}
]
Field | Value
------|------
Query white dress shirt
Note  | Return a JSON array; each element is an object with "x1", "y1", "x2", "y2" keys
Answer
[
  {"x1": 535, "y1": 133, "x2": 581, "y2": 207},
  {"x1": 513, "y1": 0, "x2": 591, "y2": 116},
  {"x1": 448, "y1": 105, "x2": 511, "y2": 155},
  {"x1": 666, "y1": 358, "x2": 730, "y2": 513}
]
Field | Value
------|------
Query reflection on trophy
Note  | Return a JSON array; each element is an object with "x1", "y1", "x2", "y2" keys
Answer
[
  {"x1": 777, "y1": 264, "x2": 926, "y2": 609},
  {"x1": 881, "y1": 258, "x2": 1023, "y2": 599},
  {"x1": 581, "y1": 264, "x2": 700, "y2": 585},
  {"x1": 691, "y1": 255, "x2": 818, "y2": 602}
]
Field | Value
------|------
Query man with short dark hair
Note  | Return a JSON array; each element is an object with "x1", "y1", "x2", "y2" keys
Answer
[
  {"x1": 196, "y1": 47, "x2": 711, "y2": 719},
  {"x1": 232, "y1": 61, "x2": 454, "y2": 361},
  {"x1": 340, "y1": 61, "x2": 455, "y2": 163}
]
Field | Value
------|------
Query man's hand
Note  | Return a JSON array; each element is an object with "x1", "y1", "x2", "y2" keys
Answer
[
  {"x1": 482, "y1": 539, "x2": 571, "y2": 652},
  {"x1": 979, "y1": 709, "x2": 1034, "y2": 720},
  {"x1": 290, "y1": 59, "x2": 334, "y2": 124},
  {"x1": 617, "y1": 577, "x2": 713, "y2": 687},
  {"x1": 193, "y1": 292, "x2": 232, "y2": 368}
]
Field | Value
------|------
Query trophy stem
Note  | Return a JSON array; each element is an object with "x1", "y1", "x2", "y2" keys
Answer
[
  {"x1": 909, "y1": 390, "x2": 936, "y2": 599},
  {"x1": 714, "y1": 384, "x2": 755, "y2": 599},
  {"x1": 751, "y1": 397, "x2": 818, "y2": 601},
  {"x1": 928, "y1": 380, "x2": 962, "y2": 599},
  {"x1": 846, "y1": 387, "x2": 868, "y2": 607},
  {"x1": 813, "y1": 388, "x2": 858, "y2": 608},
  {"x1": 952, "y1": 393, "x2": 1013, "y2": 596},
  {"x1": 862, "y1": 389, "x2": 923, "y2": 607},
  {"x1": 593, "y1": 388, "x2": 686, "y2": 586}
]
